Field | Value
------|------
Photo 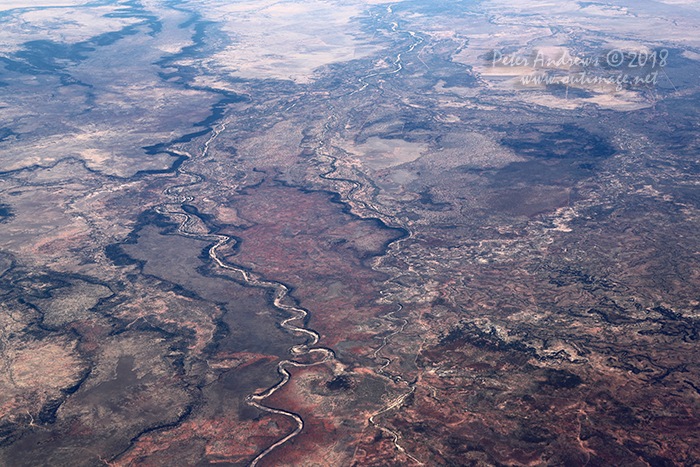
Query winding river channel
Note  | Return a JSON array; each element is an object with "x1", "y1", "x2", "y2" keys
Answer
[
  {"x1": 154, "y1": 124, "x2": 341, "y2": 466},
  {"x1": 149, "y1": 10, "x2": 427, "y2": 466}
]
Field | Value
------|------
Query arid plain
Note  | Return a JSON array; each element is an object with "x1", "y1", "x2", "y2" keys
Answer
[{"x1": 1, "y1": 0, "x2": 700, "y2": 466}]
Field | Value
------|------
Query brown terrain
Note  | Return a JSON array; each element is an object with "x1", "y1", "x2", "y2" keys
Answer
[{"x1": 1, "y1": 0, "x2": 700, "y2": 466}]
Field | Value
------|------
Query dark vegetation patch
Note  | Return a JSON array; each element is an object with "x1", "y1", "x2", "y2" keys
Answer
[
  {"x1": 542, "y1": 368, "x2": 583, "y2": 389},
  {"x1": 438, "y1": 321, "x2": 531, "y2": 354},
  {"x1": 326, "y1": 374, "x2": 353, "y2": 391},
  {"x1": 500, "y1": 123, "x2": 615, "y2": 160},
  {"x1": 0, "y1": 203, "x2": 13, "y2": 222},
  {"x1": 0, "y1": 128, "x2": 16, "y2": 142}
]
